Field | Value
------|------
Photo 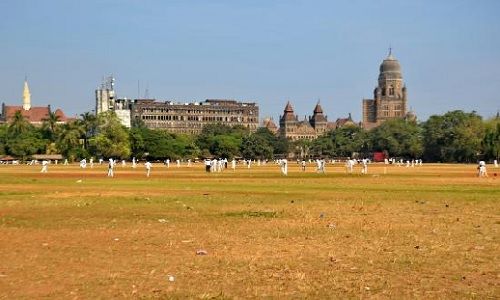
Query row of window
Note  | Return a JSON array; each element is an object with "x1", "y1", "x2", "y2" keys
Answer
[
  {"x1": 139, "y1": 108, "x2": 255, "y2": 115},
  {"x1": 381, "y1": 105, "x2": 403, "y2": 110},
  {"x1": 144, "y1": 122, "x2": 258, "y2": 131},
  {"x1": 380, "y1": 111, "x2": 404, "y2": 117},
  {"x1": 141, "y1": 115, "x2": 257, "y2": 123}
]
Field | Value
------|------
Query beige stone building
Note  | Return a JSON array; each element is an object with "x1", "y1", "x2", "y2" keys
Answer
[
  {"x1": 132, "y1": 99, "x2": 259, "y2": 134},
  {"x1": 278, "y1": 101, "x2": 334, "y2": 140},
  {"x1": 362, "y1": 51, "x2": 415, "y2": 129}
]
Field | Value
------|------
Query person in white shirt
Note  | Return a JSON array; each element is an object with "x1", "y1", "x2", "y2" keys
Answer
[
  {"x1": 361, "y1": 158, "x2": 368, "y2": 174},
  {"x1": 107, "y1": 158, "x2": 115, "y2": 177},
  {"x1": 280, "y1": 159, "x2": 288, "y2": 176},
  {"x1": 478, "y1": 161, "x2": 488, "y2": 177},
  {"x1": 145, "y1": 161, "x2": 152, "y2": 177},
  {"x1": 40, "y1": 160, "x2": 49, "y2": 173}
]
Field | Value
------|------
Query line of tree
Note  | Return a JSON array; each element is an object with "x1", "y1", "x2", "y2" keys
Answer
[{"x1": 0, "y1": 110, "x2": 498, "y2": 162}]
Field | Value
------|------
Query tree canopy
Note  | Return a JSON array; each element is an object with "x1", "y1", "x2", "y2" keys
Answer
[{"x1": 0, "y1": 109, "x2": 497, "y2": 163}]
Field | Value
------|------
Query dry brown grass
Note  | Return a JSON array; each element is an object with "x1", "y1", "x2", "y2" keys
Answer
[{"x1": 0, "y1": 162, "x2": 498, "y2": 299}]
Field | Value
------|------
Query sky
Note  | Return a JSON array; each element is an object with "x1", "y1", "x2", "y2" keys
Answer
[{"x1": 1, "y1": 0, "x2": 499, "y2": 122}]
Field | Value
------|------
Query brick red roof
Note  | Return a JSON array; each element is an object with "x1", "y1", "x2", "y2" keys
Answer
[{"x1": 3, "y1": 106, "x2": 69, "y2": 123}]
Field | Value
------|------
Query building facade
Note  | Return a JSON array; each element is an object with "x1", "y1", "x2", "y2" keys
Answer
[
  {"x1": 1, "y1": 80, "x2": 69, "y2": 126},
  {"x1": 362, "y1": 51, "x2": 414, "y2": 129},
  {"x1": 132, "y1": 99, "x2": 259, "y2": 134},
  {"x1": 279, "y1": 101, "x2": 335, "y2": 140},
  {"x1": 95, "y1": 76, "x2": 133, "y2": 127}
]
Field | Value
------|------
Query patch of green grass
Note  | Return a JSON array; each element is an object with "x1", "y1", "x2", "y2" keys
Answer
[{"x1": 222, "y1": 210, "x2": 282, "y2": 218}]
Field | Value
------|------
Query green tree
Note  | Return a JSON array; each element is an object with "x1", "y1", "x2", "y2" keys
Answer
[
  {"x1": 323, "y1": 125, "x2": 368, "y2": 158},
  {"x1": 141, "y1": 129, "x2": 176, "y2": 159},
  {"x1": 310, "y1": 135, "x2": 335, "y2": 157},
  {"x1": 240, "y1": 134, "x2": 273, "y2": 159},
  {"x1": 8, "y1": 111, "x2": 32, "y2": 136},
  {"x1": 292, "y1": 139, "x2": 312, "y2": 159},
  {"x1": 253, "y1": 127, "x2": 289, "y2": 157},
  {"x1": 89, "y1": 111, "x2": 130, "y2": 159},
  {"x1": 57, "y1": 121, "x2": 86, "y2": 161},
  {"x1": 0, "y1": 124, "x2": 8, "y2": 155},
  {"x1": 173, "y1": 134, "x2": 200, "y2": 159},
  {"x1": 482, "y1": 116, "x2": 500, "y2": 161},
  {"x1": 79, "y1": 112, "x2": 98, "y2": 151},
  {"x1": 209, "y1": 135, "x2": 241, "y2": 159},
  {"x1": 423, "y1": 110, "x2": 484, "y2": 162},
  {"x1": 41, "y1": 111, "x2": 61, "y2": 142},
  {"x1": 129, "y1": 127, "x2": 146, "y2": 158},
  {"x1": 370, "y1": 118, "x2": 424, "y2": 158},
  {"x1": 6, "y1": 130, "x2": 45, "y2": 160},
  {"x1": 196, "y1": 124, "x2": 246, "y2": 158}
]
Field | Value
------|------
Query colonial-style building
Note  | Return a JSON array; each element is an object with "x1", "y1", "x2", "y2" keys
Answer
[
  {"x1": 279, "y1": 101, "x2": 335, "y2": 140},
  {"x1": 0, "y1": 80, "x2": 69, "y2": 126},
  {"x1": 261, "y1": 117, "x2": 279, "y2": 134},
  {"x1": 335, "y1": 113, "x2": 357, "y2": 128},
  {"x1": 132, "y1": 99, "x2": 259, "y2": 134},
  {"x1": 95, "y1": 77, "x2": 259, "y2": 133},
  {"x1": 362, "y1": 50, "x2": 415, "y2": 129}
]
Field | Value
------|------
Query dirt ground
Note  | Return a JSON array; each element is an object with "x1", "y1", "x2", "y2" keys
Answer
[{"x1": 0, "y1": 162, "x2": 498, "y2": 299}]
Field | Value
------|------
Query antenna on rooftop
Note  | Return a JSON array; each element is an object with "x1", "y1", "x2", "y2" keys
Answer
[{"x1": 144, "y1": 82, "x2": 149, "y2": 99}]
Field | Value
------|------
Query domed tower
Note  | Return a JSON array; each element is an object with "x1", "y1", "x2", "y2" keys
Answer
[
  {"x1": 309, "y1": 101, "x2": 328, "y2": 135},
  {"x1": 279, "y1": 101, "x2": 298, "y2": 138},
  {"x1": 363, "y1": 49, "x2": 409, "y2": 129}
]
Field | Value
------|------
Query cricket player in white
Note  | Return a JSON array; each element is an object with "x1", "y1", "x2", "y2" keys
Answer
[
  {"x1": 40, "y1": 160, "x2": 48, "y2": 173},
  {"x1": 145, "y1": 161, "x2": 152, "y2": 177},
  {"x1": 361, "y1": 159, "x2": 368, "y2": 174},
  {"x1": 280, "y1": 159, "x2": 288, "y2": 176},
  {"x1": 107, "y1": 158, "x2": 115, "y2": 177},
  {"x1": 478, "y1": 161, "x2": 488, "y2": 177}
]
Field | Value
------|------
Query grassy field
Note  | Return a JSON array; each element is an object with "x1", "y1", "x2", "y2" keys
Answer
[{"x1": 0, "y1": 162, "x2": 498, "y2": 299}]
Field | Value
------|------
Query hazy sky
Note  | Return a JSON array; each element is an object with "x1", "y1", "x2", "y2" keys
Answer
[{"x1": 1, "y1": 0, "x2": 499, "y2": 122}]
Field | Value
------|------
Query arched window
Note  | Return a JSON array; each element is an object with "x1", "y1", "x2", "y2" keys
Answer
[{"x1": 389, "y1": 86, "x2": 395, "y2": 96}]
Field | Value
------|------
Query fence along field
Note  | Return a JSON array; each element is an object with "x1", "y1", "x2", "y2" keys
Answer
[{"x1": 0, "y1": 163, "x2": 498, "y2": 298}]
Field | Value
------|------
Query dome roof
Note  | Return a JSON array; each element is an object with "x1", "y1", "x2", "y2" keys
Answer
[
  {"x1": 379, "y1": 52, "x2": 402, "y2": 80},
  {"x1": 405, "y1": 110, "x2": 417, "y2": 122}
]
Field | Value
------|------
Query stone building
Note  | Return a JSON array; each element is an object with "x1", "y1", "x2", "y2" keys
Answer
[
  {"x1": 335, "y1": 113, "x2": 357, "y2": 128},
  {"x1": 362, "y1": 50, "x2": 414, "y2": 129},
  {"x1": 132, "y1": 99, "x2": 259, "y2": 135},
  {"x1": 1, "y1": 79, "x2": 69, "y2": 126},
  {"x1": 261, "y1": 117, "x2": 278, "y2": 134},
  {"x1": 279, "y1": 101, "x2": 334, "y2": 140}
]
